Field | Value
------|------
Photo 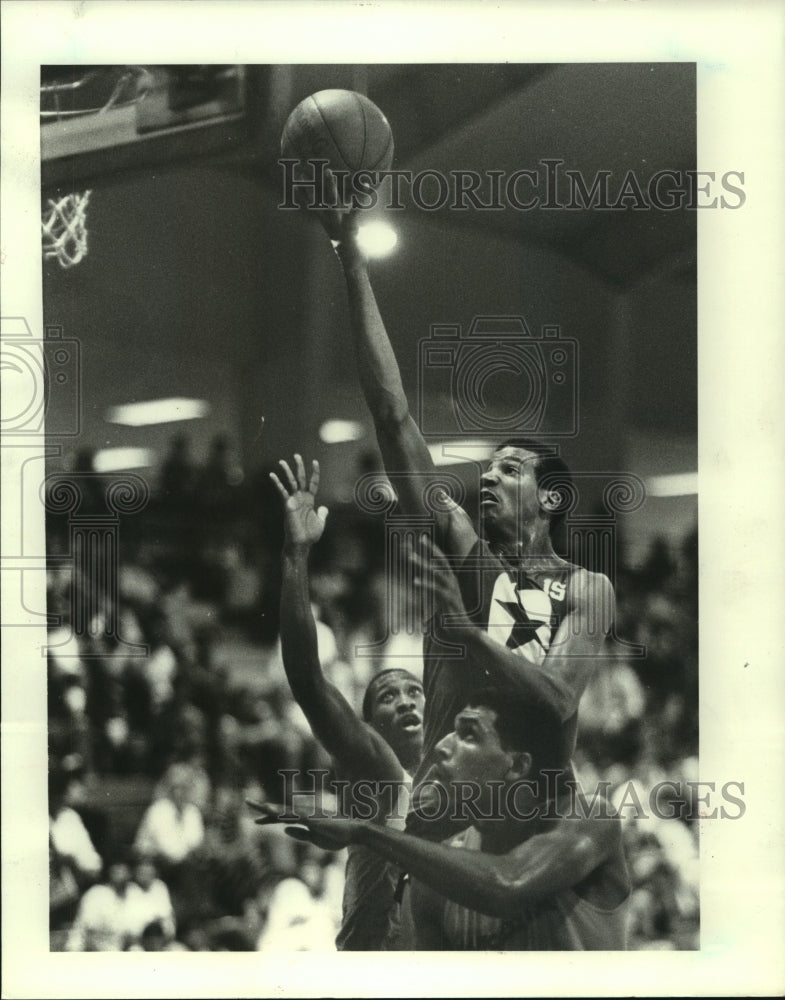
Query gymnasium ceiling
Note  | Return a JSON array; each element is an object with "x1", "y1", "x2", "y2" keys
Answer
[
  {"x1": 258, "y1": 62, "x2": 697, "y2": 290},
  {"x1": 42, "y1": 61, "x2": 697, "y2": 290},
  {"x1": 41, "y1": 62, "x2": 697, "y2": 471}
]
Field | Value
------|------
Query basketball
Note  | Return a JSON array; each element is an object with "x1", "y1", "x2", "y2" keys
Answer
[{"x1": 281, "y1": 89, "x2": 394, "y2": 183}]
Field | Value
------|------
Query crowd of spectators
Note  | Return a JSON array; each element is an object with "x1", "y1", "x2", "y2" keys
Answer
[{"x1": 46, "y1": 442, "x2": 699, "y2": 951}]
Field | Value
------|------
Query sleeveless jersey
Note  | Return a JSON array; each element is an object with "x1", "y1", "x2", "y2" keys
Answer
[
  {"x1": 335, "y1": 770, "x2": 410, "y2": 951},
  {"x1": 407, "y1": 538, "x2": 580, "y2": 839},
  {"x1": 440, "y1": 827, "x2": 628, "y2": 951}
]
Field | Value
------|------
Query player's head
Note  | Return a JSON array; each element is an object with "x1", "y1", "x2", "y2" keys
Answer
[
  {"x1": 479, "y1": 439, "x2": 571, "y2": 546},
  {"x1": 362, "y1": 668, "x2": 425, "y2": 769},
  {"x1": 432, "y1": 687, "x2": 565, "y2": 810}
]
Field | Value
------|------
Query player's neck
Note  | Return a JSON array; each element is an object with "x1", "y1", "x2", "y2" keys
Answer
[
  {"x1": 494, "y1": 527, "x2": 559, "y2": 567},
  {"x1": 397, "y1": 746, "x2": 421, "y2": 776}
]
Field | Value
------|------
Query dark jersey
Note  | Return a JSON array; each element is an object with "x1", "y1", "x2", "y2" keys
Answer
[
  {"x1": 407, "y1": 538, "x2": 581, "y2": 839},
  {"x1": 438, "y1": 827, "x2": 628, "y2": 950}
]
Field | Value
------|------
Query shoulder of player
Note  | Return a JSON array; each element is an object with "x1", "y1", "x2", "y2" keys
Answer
[
  {"x1": 566, "y1": 567, "x2": 614, "y2": 608},
  {"x1": 539, "y1": 806, "x2": 623, "y2": 855}
]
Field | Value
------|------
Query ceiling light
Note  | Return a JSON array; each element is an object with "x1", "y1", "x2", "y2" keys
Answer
[
  {"x1": 93, "y1": 447, "x2": 154, "y2": 472},
  {"x1": 427, "y1": 440, "x2": 496, "y2": 467},
  {"x1": 645, "y1": 472, "x2": 697, "y2": 497},
  {"x1": 319, "y1": 419, "x2": 366, "y2": 444},
  {"x1": 105, "y1": 397, "x2": 210, "y2": 427},
  {"x1": 356, "y1": 221, "x2": 398, "y2": 257}
]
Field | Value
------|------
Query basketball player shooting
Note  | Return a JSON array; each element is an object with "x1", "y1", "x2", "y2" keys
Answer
[{"x1": 305, "y1": 163, "x2": 615, "y2": 839}]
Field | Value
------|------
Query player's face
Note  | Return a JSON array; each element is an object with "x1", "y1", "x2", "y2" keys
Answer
[
  {"x1": 479, "y1": 448, "x2": 541, "y2": 540},
  {"x1": 368, "y1": 673, "x2": 425, "y2": 757},
  {"x1": 433, "y1": 705, "x2": 516, "y2": 790}
]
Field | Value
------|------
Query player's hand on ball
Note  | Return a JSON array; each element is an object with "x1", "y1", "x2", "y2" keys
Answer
[
  {"x1": 270, "y1": 455, "x2": 329, "y2": 549},
  {"x1": 281, "y1": 90, "x2": 392, "y2": 255},
  {"x1": 315, "y1": 169, "x2": 364, "y2": 257}
]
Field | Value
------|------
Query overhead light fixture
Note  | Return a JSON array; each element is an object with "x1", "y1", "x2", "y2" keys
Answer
[
  {"x1": 645, "y1": 472, "x2": 698, "y2": 497},
  {"x1": 427, "y1": 440, "x2": 496, "y2": 467},
  {"x1": 105, "y1": 397, "x2": 210, "y2": 427},
  {"x1": 319, "y1": 419, "x2": 365, "y2": 444},
  {"x1": 356, "y1": 221, "x2": 398, "y2": 258},
  {"x1": 93, "y1": 447, "x2": 154, "y2": 472}
]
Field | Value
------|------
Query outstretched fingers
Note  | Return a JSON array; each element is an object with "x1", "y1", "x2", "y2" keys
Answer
[
  {"x1": 308, "y1": 459, "x2": 320, "y2": 496},
  {"x1": 269, "y1": 471, "x2": 289, "y2": 502},
  {"x1": 278, "y1": 458, "x2": 298, "y2": 493},
  {"x1": 246, "y1": 800, "x2": 297, "y2": 825},
  {"x1": 283, "y1": 826, "x2": 313, "y2": 843},
  {"x1": 293, "y1": 453, "x2": 307, "y2": 491}
]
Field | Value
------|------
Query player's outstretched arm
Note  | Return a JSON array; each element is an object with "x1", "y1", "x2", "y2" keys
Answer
[
  {"x1": 256, "y1": 805, "x2": 622, "y2": 921},
  {"x1": 272, "y1": 456, "x2": 401, "y2": 784},
  {"x1": 361, "y1": 815, "x2": 621, "y2": 919},
  {"x1": 325, "y1": 205, "x2": 477, "y2": 559}
]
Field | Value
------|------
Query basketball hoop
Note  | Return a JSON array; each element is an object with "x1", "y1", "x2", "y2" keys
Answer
[
  {"x1": 41, "y1": 191, "x2": 92, "y2": 269},
  {"x1": 39, "y1": 68, "x2": 151, "y2": 268},
  {"x1": 40, "y1": 66, "x2": 153, "y2": 121}
]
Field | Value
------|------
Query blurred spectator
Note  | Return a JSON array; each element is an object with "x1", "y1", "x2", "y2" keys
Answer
[
  {"x1": 131, "y1": 854, "x2": 176, "y2": 941},
  {"x1": 50, "y1": 834, "x2": 82, "y2": 943},
  {"x1": 624, "y1": 824, "x2": 699, "y2": 950},
  {"x1": 153, "y1": 755, "x2": 212, "y2": 815},
  {"x1": 174, "y1": 784, "x2": 270, "y2": 927},
  {"x1": 159, "y1": 433, "x2": 196, "y2": 506},
  {"x1": 197, "y1": 434, "x2": 243, "y2": 511},
  {"x1": 219, "y1": 683, "x2": 305, "y2": 804},
  {"x1": 255, "y1": 875, "x2": 338, "y2": 952},
  {"x1": 578, "y1": 661, "x2": 646, "y2": 769},
  {"x1": 140, "y1": 609, "x2": 179, "y2": 719},
  {"x1": 47, "y1": 630, "x2": 93, "y2": 769},
  {"x1": 133, "y1": 762, "x2": 205, "y2": 866},
  {"x1": 65, "y1": 853, "x2": 143, "y2": 952},
  {"x1": 49, "y1": 767, "x2": 102, "y2": 886}
]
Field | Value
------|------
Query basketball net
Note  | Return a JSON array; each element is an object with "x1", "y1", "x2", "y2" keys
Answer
[
  {"x1": 40, "y1": 67, "x2": 152, "y2": 269},
  {"x1": 41, "y1": 191, "x2": 92, "y2": 269}
]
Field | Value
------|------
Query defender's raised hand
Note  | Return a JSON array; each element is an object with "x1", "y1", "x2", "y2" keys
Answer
[{"x1": 270, "y1": 455, "x2": 328, "y2": 548}]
